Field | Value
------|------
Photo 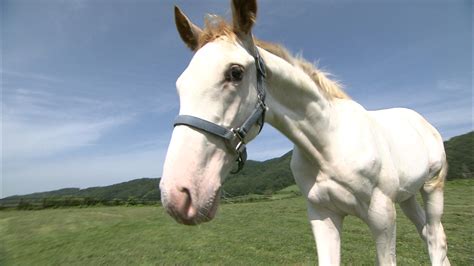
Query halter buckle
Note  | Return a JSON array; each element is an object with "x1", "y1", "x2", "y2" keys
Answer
[{"x1": 231, "y1": 128, "x2": 246, "y2": 154}]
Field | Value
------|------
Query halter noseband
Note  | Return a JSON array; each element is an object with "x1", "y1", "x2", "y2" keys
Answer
[{"x1": 173, "y1": 48, "x2": 267, "y2": 173}]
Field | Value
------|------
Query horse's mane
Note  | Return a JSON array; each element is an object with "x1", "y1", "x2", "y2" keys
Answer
[{"x1": 197, "y1": 16, "x2": 349, "y2": 100}]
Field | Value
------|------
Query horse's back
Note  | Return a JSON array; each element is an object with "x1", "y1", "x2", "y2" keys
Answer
[{"x1": 368, "y1": 108, "x2": 446, "y2": 201}]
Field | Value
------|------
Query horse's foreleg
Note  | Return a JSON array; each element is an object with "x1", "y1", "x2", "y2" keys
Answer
[
  {"x1": 367, "y1": 188, "x2": 397, "y2": 266},
  {"x1": 307, "y1": 203, "x2": 344, "y2": 266}
]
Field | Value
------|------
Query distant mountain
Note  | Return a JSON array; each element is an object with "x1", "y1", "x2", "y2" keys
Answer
[
  {"x1": 0, "y1": 178, "x2": 161, "y2": 206},
  {"x1": 445, "y1": 131, "x2": 474, "y2": 179},
  {"x1": 2, "y1": 131, "x2": 472, "y2": 207}
]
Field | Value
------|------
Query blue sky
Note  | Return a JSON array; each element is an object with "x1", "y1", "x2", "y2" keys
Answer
[{"x1": 1, "y1": 0, "x2": 472, "y2": 197}]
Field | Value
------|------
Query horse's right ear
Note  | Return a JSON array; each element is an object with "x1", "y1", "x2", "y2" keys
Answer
[
  {"x1": 231, "y1": 0, "x2": 257, "y2": 36},
  {"x1": 174, "y1": 6, "x2": 203, "y2": 51}
]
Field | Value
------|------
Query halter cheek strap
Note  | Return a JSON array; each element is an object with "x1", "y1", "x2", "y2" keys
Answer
[{"x1": 173, "y1": 49, "x2": 267, "y2": 173}]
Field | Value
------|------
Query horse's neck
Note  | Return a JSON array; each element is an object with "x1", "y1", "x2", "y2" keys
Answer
[{"x1": 260, "y1": 49, "x2": 336, "y2": 169}]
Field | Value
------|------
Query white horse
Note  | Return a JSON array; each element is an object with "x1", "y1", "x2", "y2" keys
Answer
[{"x1": 160, "y1": 1, "x2": 450, "y2": 265}]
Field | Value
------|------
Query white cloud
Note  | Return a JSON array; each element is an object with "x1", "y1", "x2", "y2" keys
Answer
[
  {"x1": 3, "y1": 117, "x2": 129, "y2": 160},
  {"x1": 2, "y1": 86, "x2": 135, "y2": 160},
  {"x1": 436, "y1": 79, "x2": 468, "y2": 92},
  {"x1": 354, "y1": 77, "x2": 472, "y2": 139},
  {"x1": 2, "y1": 70, "x2": 62, "y2": 83},
  {"x1": 420, "y1": 103, "x2": 472, "y2": 128}
]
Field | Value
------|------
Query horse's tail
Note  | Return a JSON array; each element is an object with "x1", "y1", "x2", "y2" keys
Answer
[
  {"x1": 417, "y1": 114, "x2": 449, "y2": 193},
  {"x1": 424, "y1": 156, "x2": 448, "y2": 192}
]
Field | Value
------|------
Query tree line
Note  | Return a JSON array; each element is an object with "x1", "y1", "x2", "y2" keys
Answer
[{"x1": 4, "y1": 196, "x2": 161, "y2": 211}]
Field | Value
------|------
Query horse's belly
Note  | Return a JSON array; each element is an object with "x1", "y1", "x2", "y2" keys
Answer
[
  {"x1": 395, "y1": 159, "x2": 441, "y2": 202},
  {"x1": 396, "y1": 177, "x2": 426, "y2": 202}
]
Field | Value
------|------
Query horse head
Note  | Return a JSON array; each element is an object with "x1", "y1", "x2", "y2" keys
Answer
[{"x1": 160, "y1": 0, "x2": 265, "y2": 225}]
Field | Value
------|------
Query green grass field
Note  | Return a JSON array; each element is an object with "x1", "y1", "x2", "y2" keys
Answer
[{"x1": 1, "y1": 179, "x2": 472, "y2": 265}]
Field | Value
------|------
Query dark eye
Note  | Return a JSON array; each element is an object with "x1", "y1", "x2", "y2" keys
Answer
[{"x1": 225, "y1": 65, "x2": 244, "y2": 82}]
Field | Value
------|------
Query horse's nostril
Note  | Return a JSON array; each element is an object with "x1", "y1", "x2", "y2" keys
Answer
[{"x1": 179, "y1": 187, "x2": 197, "y2": 219}]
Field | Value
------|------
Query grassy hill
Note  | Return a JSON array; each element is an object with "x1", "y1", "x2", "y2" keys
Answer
[{"x1": 1, "y1": 131, "x2": 472, "y2": 208}]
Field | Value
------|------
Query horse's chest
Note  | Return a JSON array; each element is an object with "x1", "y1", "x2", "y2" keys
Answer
[{"x1": 307, "y1": 177, "x2": 370, "y2": 216}]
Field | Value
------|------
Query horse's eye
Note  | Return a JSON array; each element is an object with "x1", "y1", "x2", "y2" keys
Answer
[{"x1": 226, "y1": 65, "x2": 244, "y2": 82}]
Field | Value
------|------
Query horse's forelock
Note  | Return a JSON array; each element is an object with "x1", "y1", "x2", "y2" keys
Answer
[{"x1": 198, "y1": 15, "x2": 237, "y2": 49}]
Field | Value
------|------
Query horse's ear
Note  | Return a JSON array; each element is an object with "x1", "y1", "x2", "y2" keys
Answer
[
  {"x1": 231, "y1": 0, "x2": 257, "y2": 36},
  {"x1": 174, "y1": 6, "x2": 203, "y2": 51}
]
